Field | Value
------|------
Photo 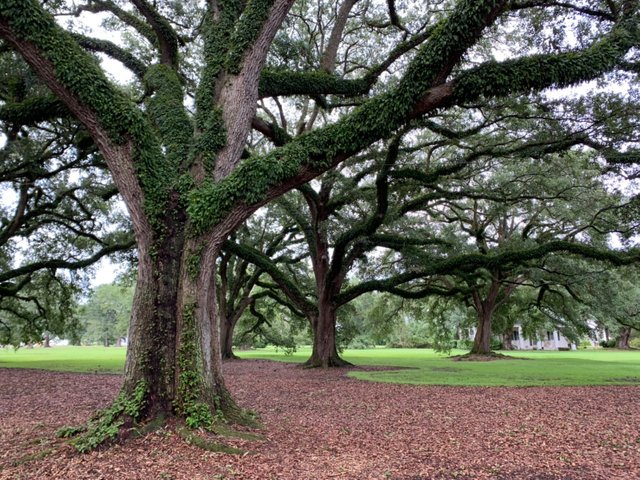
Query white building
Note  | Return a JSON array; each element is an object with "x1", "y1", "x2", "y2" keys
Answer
[{"x1": 508, "y1": 325, "x2": 574, "y2": 350}]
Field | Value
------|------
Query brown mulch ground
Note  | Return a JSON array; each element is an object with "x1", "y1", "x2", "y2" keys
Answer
[{"x1": 1, "y1": 361, "x2": 639, "y2": 480}]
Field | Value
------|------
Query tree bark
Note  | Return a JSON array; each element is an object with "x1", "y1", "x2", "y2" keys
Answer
[
  {"x1": 470, "y1": 308, "x2": 494, "y2": 355},
  {"x1": 220, "y1": 315, "x2": 239, "y2": 360},
  {"x1": 304, "y1": 300, "x2": 351, "y2": 368},
  {"x1": 616, "y1": 326, "x2": 632, "y2": 349}
]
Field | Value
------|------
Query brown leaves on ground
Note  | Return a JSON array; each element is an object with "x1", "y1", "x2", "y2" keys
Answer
[{"x1": 1, "y1": 361, "x2": 639, "y2": 479}]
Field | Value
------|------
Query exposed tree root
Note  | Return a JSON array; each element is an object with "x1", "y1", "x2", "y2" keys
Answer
[
  {"x1": 302, "y1": 355, "x2": 354, "y2": 368},
  {"x1": 450, "y1": 351, "x2": 526, "y2": 362},
  {"x1": 175, "y1": 426, "x2": 245, "y2": 454}
]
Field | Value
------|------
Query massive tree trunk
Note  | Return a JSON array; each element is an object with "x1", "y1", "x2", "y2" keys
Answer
[
  {"x1": 3, "y1": 0, "x2": 635, "y2": 450},
  {"x1": 616, "y1": 326, "x2": 632, "y2": 349},
  {"x1": 469, "y1": 279, "x2": 502, "y2": 355}
]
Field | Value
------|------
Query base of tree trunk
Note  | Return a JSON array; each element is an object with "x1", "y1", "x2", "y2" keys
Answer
[
  {"x1": 450, "y1": 351, "x2": 519, "y2": 362},
  {"x1": 222, "y1": 351, "x2": 241, "y2": 360},
  {"x1": 57, "y1": 382, "x2": 261, "y2": 452},
  {"x1": 302, "y1": 354, "x2": 353, "y2": 368}
]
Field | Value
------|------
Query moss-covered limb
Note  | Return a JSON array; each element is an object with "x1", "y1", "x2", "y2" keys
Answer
[
  {"x1": 225, "y1": 0, "x2": 277, "y2": 74},
  {"x1": 187, "y1": 1, "x2": 510, "y2": 233},
  {"x1": 452, "y1": 15, "x2": 639, "y2": 103},
  {"x1": 396, "y1": 0, "x2": 509, "y2": 94},
  {"x1": 0, "y1": 95, "x2": 68, "y2": 125},
  {"x1": 131, "y1": 0, "x2": 179, "y2": 68},
  {"x1": 130, "y1": 0, "x2": 180, "y2": 67},
  {"x1": 192, "y1": 2, "x2": 238, "y2": 167},
  {"x1": 508, "y1": 1, "x2": 616, "y2": 22},
  {"x1": 258, "y1": 70, "x2": 369, "y2": 98},
  {"x1": 223, "y1": 239, "x2": 317, "y2": 315},
  {"x1": 251, "y1": 116, "x2": 292, "y2": 145},
  {"x1": 0, "y1": 0, "x2": 173, "y2": 231},
  {"x1": 70, "y1": 33, "x2": 147, "y2": 80},
  {"x1": 57, "y1": 381, "x2": 148, "y2": 452},
  {"x1": 73, "y1": 0, "x2": 156, "y2": 47},
  {"x1": 143, "y1": 65, "x2": 193, "y2": 172}
]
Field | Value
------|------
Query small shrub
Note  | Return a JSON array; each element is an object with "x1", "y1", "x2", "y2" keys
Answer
[
  {"x1": 577, "y1": 339, "x2": 592, "y2": 349},
  {"x1": 599, "y1": 339, "x2": 617, "y2": 348}
]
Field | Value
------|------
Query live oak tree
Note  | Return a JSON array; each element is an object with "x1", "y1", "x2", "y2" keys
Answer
[
  {"x1": 218, "y1": 207, "x2": 299, "y2": 358},
  {"x1": 1, "y1": 0, "x2": 638, "y2": 447},
  {"x1": 579, "y1": 266, "x2": 640, "y2": 348},
  {"x1": 225, "y1": 145, "x2": 414, "y2": 367},
  {"x1": 406, "y1": 150, "x2": 635, "y2": 355}
]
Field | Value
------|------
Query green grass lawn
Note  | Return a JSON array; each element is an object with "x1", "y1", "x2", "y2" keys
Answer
[
  {"x1": 239, "y1": 346, "x2": 640, "y2": 387},
  {"x1": 0, "y1": 345, "x2": 126, "y2": 374},
  {"x1": 1, "y1": 345, "x2": 639, "y2": 386}
]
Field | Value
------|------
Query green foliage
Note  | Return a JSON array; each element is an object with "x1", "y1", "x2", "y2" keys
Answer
[
  {"x1": 453, "y1": 18, "x2": 638, "y2": 103},
  {"x1": 174, "y1": 302, "x2": 223, "y2": 429},
  {"x1": 0, "y1": 0, "x2": 172, "y2": 232},
  {"x1": 600, "y1": 339, "x2": 618, "y2": 349},
  {"x1": 78, "y1": 284, "x2": 133, "y2": 346},
  {"x1": 225, "y1": 0, "x2": 274, "y2": 74},
  {"x1": 60, "y1": 380, "x2": 147, "y2": 452}
]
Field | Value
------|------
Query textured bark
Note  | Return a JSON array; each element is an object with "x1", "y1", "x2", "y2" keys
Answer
[
  {"x1": 305, "y1": 302, "x2": 351, "y2": 368},
  {"x1": 301, "y1": 197, "x2": 351, "y2": 368},
  {"x1": 470, "y1": 308, "x2": 494, "y2": 355},
  {"x1": 122, "y1": 205, "x2": 184, "y2": 416}
]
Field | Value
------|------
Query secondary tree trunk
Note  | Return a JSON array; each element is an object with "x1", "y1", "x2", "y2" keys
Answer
[
  {"x1": 501, "y1": 330, "x2": 514, "y2": 350},
  {"x1": 220, "y1": 315, "x2": 239, "y2": 360},
  {"x1": 470, "y1": 308, "x2": 494, "y2": 355},
  {"x1": 616, "y1": 326, "x2": 632, "y2": 349},
  {"x1": 304, "y1": 299, "x2": 351, "y2": 368}
]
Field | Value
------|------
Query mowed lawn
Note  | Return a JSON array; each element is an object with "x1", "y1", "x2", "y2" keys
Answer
[
  {"x1": 0, "y1": 345, "x2": 126, "y2": 374},
  {"x1": 1, "y1": 345, "x2": 639, "y2": 386}
]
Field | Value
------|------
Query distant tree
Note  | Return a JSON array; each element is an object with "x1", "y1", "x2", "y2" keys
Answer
[{"x1": 79, "y1": 284, "x2": 134, "y2": 347}]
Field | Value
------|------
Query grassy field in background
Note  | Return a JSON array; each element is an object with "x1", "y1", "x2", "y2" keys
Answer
[
  {"x1": 239, "y1": 346, "x2": 640, "y2": 387},
  {"x1": 1, "y1": 345, "x2": 639, "y2": 386},
  {"x1": 0, "y1": 345, "x2": 126, "y2": 374}
]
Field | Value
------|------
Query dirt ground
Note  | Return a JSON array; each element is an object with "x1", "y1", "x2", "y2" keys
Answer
[{"x1": 1, "y1": 360, "x2": 639, "y2": 479}]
